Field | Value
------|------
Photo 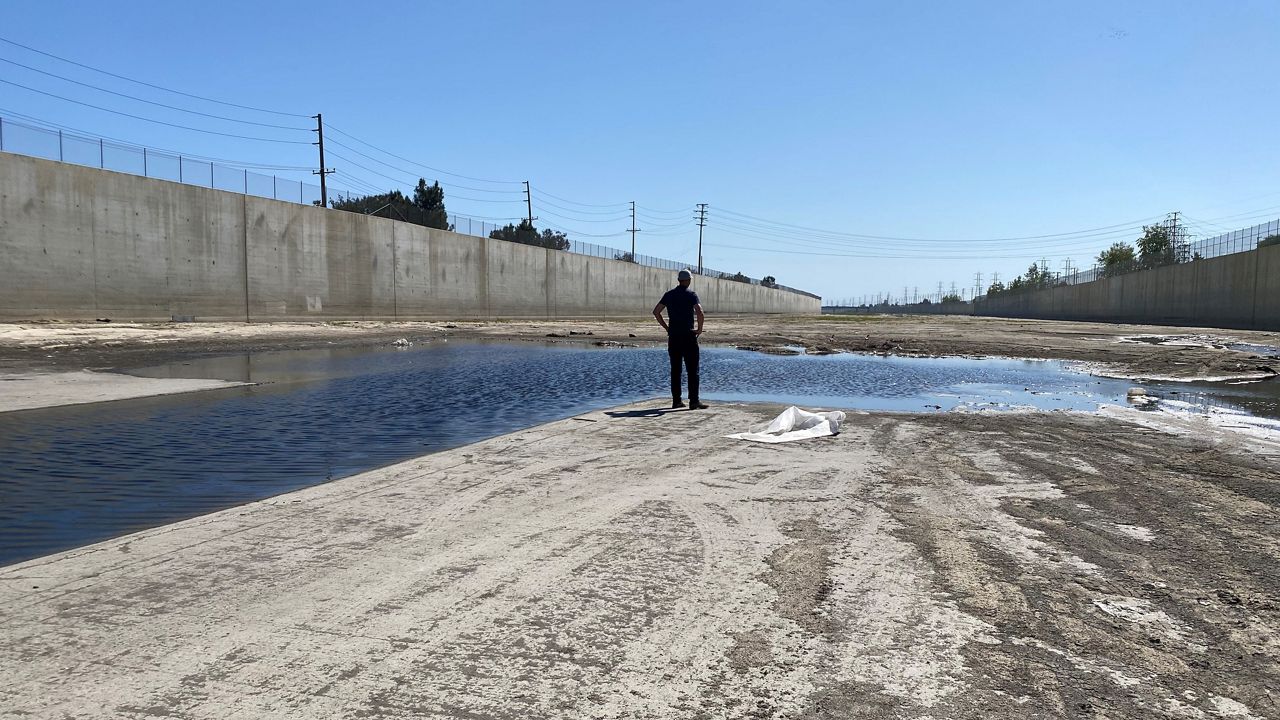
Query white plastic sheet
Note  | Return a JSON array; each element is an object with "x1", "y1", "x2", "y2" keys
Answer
[{"x1": 725, "y1": 406, "x2": 847, "y2": 444}]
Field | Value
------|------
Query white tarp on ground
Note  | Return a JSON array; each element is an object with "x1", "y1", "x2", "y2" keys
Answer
[{"x1": 726, "y1": 406, "x2": 847, "y2": 444}]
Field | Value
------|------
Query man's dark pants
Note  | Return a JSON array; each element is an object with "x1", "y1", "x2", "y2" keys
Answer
[{"x1": 668, "y1": 331, "x2": 700, "y2": 403}]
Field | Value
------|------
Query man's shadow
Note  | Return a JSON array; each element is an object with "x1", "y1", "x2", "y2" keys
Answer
[{"x1": 604, "y1": 407, "x2": 685, "y2": 418}]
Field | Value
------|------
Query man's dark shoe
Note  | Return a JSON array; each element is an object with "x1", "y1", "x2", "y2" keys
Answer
[
  {"x1": 672, "y1": 399, "x2": 686, "y2": 409},
  {"x1": 689, "y1": 401, "x2": 709, "y2": 410}
]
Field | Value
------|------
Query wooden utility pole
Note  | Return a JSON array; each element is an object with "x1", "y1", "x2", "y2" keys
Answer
[
  {"x1": 523, "y1": 181, "x2": 533, "y2": 225},
  {"x1": 695, "y1": 203, "x2": 708, "y2": 274},
  {"x1": 629, "y1": 201, "x2": 641, "y2": 259},
  {"x1": 311, "y1": 114, "x2": 333, "y2": 207}
]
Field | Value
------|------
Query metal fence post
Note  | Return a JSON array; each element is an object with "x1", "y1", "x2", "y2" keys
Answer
[
  {"x1": 0, "y1": 116, "x2": 4, "y2": 151},
  {"x1": 99, "y1": 138, "x2": 104, "y2": 168},
  {"x1": 273, "y1": 175, "x2": 277, "y2": 199},
  {"x1": 143, "y1": 147, "x2": 148, "y2": 176},
  {"x1": 179, "y1": 155, "x2": 183, "y2": 183},
  {"x1": 244, "y1": 169, "x2": 248, "y2": 194},
  {"x1": 210, "y1": 161, "x2": 214, "y2": 188},
  {"x1": 58, "y1": 130, "x2": 63, "y2": 161}
]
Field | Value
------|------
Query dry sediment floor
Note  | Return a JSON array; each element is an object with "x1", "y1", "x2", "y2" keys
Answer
[{"x1": 3, "y1": 402, "x2": 1278, "y2": 718}]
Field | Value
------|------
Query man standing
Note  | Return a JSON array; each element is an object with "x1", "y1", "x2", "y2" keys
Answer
[{"x1": 653, "y1": 269, "x2": 708, "y2": 410}]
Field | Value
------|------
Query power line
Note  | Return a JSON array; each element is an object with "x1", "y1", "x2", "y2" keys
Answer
[
  {"x1": 534, "y1": 206, "x2": 631, "y2": 223},
  {"x1": 323, "y1": 150, "x2": 523, "y2": 203},
  {"x1": 711, "y1": 216, "x2": 1152, "y2": 251},
  {"x1": 711, "y1": 217, "x2": 1145, "y2": 256},
  {"x1": 0, "y1": 35, "x2": 308, "y2": 118},
  {"x1": 331, "y1": 170, "x2": 383, "y2": 194},
  {"x1": 0, "y1": 56, "x2": 310, "y2": 130},
  {"x1": 539, "y1": 219, "x2": 627, "y2": 238},
  {"x1": 638, "y1": 204, "x2": 697, "y2": 216},
  {"x1": 0, "y1": 77, "x2": 311, "y2": 144},
  {"x1": 324, "y1": 123, "x2": 520, "y2": 185},
  {"x1": 632, "y1": 217, "x2": 693, "y2": 230},
  {"x1": 323, "y1": 138, "x2": 522, "y2": 195},
  {"x1": 534, "y1": 188, "x2": 630, "y2": 208},
  {"x1": 533, "y1": 195, "x2": 635, "y2": 216},
  {"x1": 713, "y1": 206, "x2": 1166, "y2": 244},
  {"x1": 704, "y1": 241, "x2": 1141, "y2": 260}
]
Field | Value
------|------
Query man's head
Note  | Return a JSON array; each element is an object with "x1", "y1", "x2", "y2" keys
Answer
[{"x1": 678, "y1": 268, "x2": 692, "y2": 287}]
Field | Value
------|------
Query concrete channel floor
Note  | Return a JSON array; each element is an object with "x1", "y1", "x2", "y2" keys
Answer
[{"x1": 2, "y1": 401, "x2": 1278, "y2": 719}]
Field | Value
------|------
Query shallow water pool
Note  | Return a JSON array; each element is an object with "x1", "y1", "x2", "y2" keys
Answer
[{"x1": 1, "y1": 341, "x2": 1276, "y2": 565}]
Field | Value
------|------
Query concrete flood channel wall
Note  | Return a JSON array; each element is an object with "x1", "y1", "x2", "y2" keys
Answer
[
  {"x1": 0, "y1": 153, "x2": 819, "y2": 321},
  {"x1": 974, "y1": 245, "x2": 1280, "y2": 331},
  {"x1": 825, "y1": 246, "x2": 1279, "y2": 331}
]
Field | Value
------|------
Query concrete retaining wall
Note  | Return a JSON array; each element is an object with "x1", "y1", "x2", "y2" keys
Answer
[
  {"x1": 975, "y1": 244, "x2": 1280, "y2": 331},
  {"x1": 1, "y1": 153, "x2": 819, "y2": 320}
]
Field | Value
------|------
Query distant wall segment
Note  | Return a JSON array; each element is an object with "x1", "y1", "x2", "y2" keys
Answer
[
  {"x1": 974, "y1": 246, "x2": 1280, "y2": 331},
  {"x1": 0, "y1": 154, "x2": 820, "y2": 321}
]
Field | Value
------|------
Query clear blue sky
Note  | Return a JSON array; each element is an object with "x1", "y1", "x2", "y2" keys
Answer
[{"x1": 3, "y1": 1, "x2": 1278, "y2": 303}]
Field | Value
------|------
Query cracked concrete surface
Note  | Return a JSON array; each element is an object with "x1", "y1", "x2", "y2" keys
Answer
[{"x1": 2, "y1": 402, "x2": 1278, "y2": 718}]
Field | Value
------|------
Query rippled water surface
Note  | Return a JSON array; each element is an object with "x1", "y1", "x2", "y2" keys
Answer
[{"x1": 2, "y1": 340, "x2": 1277, "y2": 566}]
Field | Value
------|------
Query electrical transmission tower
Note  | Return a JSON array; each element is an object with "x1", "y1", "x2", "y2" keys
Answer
[{"x1": 1166, "y1": 211, "x2": 1191, "y2": 262}]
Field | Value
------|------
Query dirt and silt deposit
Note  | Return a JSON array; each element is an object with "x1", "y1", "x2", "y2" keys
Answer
[
  {"x1": 1, "y1": 314, "x2": 1279, "y2": 717},
  {"x1": 1, "y1": 313, "x2": 1278, "y2": 380}
]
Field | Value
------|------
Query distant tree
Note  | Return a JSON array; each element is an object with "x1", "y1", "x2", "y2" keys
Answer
[
  {"x1": 1097, "y1": 242, "x2": 1137, "y2": 278},
  {"x1": 1260, "y1": 234, "x2": 1280, "y2": 249},
  {"x1": 728, "y1": 271, "x2": 751, "y2": 283},
  {"x1": 1023, "y1": 263, "x2": 1043, "y2": 288},
  {"x1": 941, "y1": 293, "x2": 963, "y2": 304},
  {"x1": 761, "y1": 275, "x2": 777, "y2": 288},
  {"x1": 986, "y1": 280, "x2": 1006, "y2": 296},
  {"x1": 412, "y1": 179, "x2": 451, "y2": 230},
  {"x1": 1136, "y1": 224, "x2": 1176, "y2": 269},
  {"x1": 332, "y1": 187, "x2": 455, "y2": 231},
  {"x1": 537, "y1": 228, "x2": 571, "y2": 251},
  {"x1": 489, "y1": 220, "x2": 570, "y2": 250},
  {"x1": 332, "y1": 189, "x2": 413, "y2": 218},
  {"x1": 920, "y1": 297, "x2": 932, "y2": 305},
  {"x1": 490, "y1": 219, "x2": 539, "y2": 245},
  {"x1": 614, "y1": 251, "x2": 636, "y2": 263},
  {"x1": 1009, "y1": 277, "x2": 1026, "y2": 292}
]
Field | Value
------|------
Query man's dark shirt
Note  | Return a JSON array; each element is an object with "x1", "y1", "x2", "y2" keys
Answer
[{"x1": 660, "y1": 286, "x2": 700, "y2": 333}]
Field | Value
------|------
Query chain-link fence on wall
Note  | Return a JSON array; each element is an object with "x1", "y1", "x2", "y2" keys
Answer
[
  {"x1": 971, "y1": 217, "x2": 1280, "y2": 299},
  {"x1": 0, "y1": 115, "x2": 818, "y2": 300},
  {"x1": 0, "y1": 116, "x2": 330, "y2": 205},
  {"x1": 1189, "y1": 218, "x2": 1280, "y2": 259}
]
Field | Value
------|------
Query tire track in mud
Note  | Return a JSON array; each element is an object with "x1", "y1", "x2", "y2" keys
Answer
[{"x1": 865, "y1": 413, "x2": 1279, "y2": 719}]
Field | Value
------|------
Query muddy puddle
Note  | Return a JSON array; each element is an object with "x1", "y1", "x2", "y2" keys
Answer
[{"x1": 1, "y1": 341, "x2": 1277, "y2": 566}]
